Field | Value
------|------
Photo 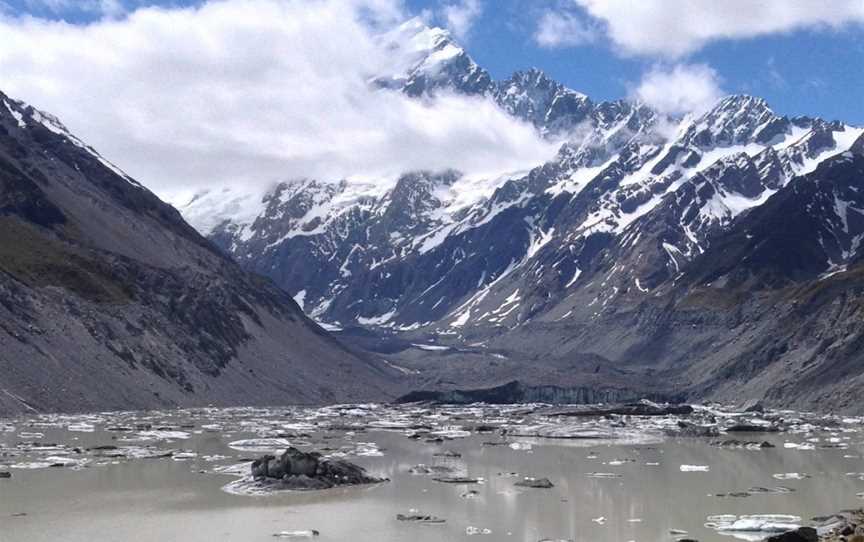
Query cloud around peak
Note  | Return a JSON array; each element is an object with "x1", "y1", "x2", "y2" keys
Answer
[
  {"x1": 631, "y1": 63, "x2": 725, "y2": 116},
  {"x1": 0, "y1": 0, "x2": 559, "y2": 203},
  {"x1": 440, "y1": 0, "x2": 483, "y2": 41}
]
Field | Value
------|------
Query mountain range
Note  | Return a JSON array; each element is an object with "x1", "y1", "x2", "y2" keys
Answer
[
  {"x1": 181, "y1": 19, "x2": 864, "y2": 413},
  {"x1": 2, "y1": 19, "x2": 863, "y2": 415}
]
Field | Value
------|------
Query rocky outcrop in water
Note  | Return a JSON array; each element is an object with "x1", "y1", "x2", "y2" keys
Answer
[
  {"x1": 809, "y1": 510, "x2": 864, "y2": 541},
  {"x1": 250, "y1": 447, "x2": 386, "y2": 490},
  {"x1": 767, "y1": 527, "x2": 819, "y2": 541}
]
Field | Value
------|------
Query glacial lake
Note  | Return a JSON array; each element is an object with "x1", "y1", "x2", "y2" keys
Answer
[{"x1": 1, "y1": 404, "x2": 863, "y2": 542}]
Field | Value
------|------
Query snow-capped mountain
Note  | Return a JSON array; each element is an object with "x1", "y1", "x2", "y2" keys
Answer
[
  {"x1": 184, "y1": 88, "x2": 861, "y2": 332},
  {"x1": 177, "y1": 20, "x2": 864, "y2": 411}
]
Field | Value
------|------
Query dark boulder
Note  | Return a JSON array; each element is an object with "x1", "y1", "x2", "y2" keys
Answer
[
  {"x1": 251, "y1": 454, "x2": 276, "y2": 478},
  {"x1": 396, "y1": 513, "x2": 446, "y2": 524},
  {"x1": 286, "y1": 447, "x2": 319, "y2": 477},
  {"x1": 250, "y1": 447, "x2": 385, "y2": 491},
  {"x1": 432, "y1": 476, "x2": 481, "y2": 484},
  {"x1": 765, "y1": 527, "x2": 817, "y2": 542},
  {"x1": 514, "y1": 477, "x2": 554, "y2": 489},
  {"x1": 710, "y1": 439, "x2": 776, "y2": 449},
  {"x1": 726, "y1": 423, "x2": 781, "y2": 433}
]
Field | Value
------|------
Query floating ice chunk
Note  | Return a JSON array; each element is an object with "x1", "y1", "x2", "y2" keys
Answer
[
  {"x1": 773, "y1": 473, "x2": 809, "y2": 480},
  {"x1": 354, "y1": 442, "x2": 384, "y2": 456},
  {"x1": 745, "y1": 486, "x2": 795, "y2": 495},
  {"x1": 172, "y1": 451, "x2": 198, "y2": 461},
  {"x1": 273, "y1": 530, "x2": 319, "y2": 538},
  {"x1": 134, "y1": 430, "x2": 191, "y2": 441},
  {"x1": 201, "y1": 454, "x2": 230, "y2": 462},
  {"x1": 97, "y1": 446, "x2": 175, "y2": 460},
  {"x1": 68, "y1": 423, "x2": 96, "y2": 432},
  {"x1": 10, "y1": 461, "x2": 55, "y2": 469},
  {"x1": 705, "y1": 514, "x2": 801, "y2": 537},
  {"x1": 783, "y1": 442, "x2": 815, "y2": 450},
  {"x1": 37, "y1": 456, "x2": 89, "y2": 469},
  {"x1": 586, "y1": 472, "x2": 621, "y2": 479},
  {"x1": 227, "y1": 438, "x2": 292, "y2": 453},
  {"x1": 367, "y1": 420, "x2": 417, "y2": 430},
  {"x1": 680, "y1": 465, "x2": 710, "y2": 472},
  {"x1": 430, "y1": 427, "x2": 471, "y2": 439},
  {"x1": 212, "y1": 462, "x2": 253, "y2": 476}
]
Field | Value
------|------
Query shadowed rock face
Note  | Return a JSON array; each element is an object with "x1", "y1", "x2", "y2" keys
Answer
[
  {"x1": 0, "y1": 91, "x2": 403, "y2": 415},
  {"x1": 250, "y1": 447, "x2": 386, "y2": 490}
]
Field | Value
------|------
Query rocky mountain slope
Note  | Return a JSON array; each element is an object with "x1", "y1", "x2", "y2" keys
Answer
[
  {"x1": 0, "y1": 92, "x2": 402, "y2": 416},
  {"x1": 178, "y1": 21, "x2": 864, "y2": 412}
]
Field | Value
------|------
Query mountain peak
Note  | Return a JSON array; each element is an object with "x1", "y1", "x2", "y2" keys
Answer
[
  {"x1": 714, "y1": 94, "x2": 773, "y2": 113},
  {"x1": 378, "y1": 18, "x2": 491, "y2": 98},
  {"x1": 503, "y1": 67, "x2": 587, "y2": 99},
  {"x1": 680, "y1": 94, "x2": 786, "y2": 148}
]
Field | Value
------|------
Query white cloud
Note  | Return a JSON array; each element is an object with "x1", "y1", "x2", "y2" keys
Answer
[
  {"x1": 632, "y1": 64, "x2": 724, "y2": 115},
  {"x1": 534, "y1": 9, "x2": 596, "y2": 49},
  {"x1": 574, "y1": 0, "x2": 864, "y2": 57},
  {"x1": 441, "y1": 0, "x2": 483, "y2": 41},
  {"x1": 0, "y1": 0, "x2": 558, "y2": 204}
]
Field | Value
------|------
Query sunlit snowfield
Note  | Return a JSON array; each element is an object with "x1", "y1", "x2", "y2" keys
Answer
[{"x1": 2, "y1": 403, "x2": 863, "y2": 542}]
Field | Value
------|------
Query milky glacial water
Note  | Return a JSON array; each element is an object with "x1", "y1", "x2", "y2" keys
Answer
[{"x1": 1, "y1": 405, "x2": 862, "y2": 542}]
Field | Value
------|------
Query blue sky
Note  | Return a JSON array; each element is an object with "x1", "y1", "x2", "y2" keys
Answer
[{"x1": 3, "y1": 0, "x2": 863, "y2": 123}]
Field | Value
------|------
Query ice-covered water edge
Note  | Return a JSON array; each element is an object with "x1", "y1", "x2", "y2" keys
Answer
[{"x1": 2, "y1": 400, "x2": 864, "y2": 540}]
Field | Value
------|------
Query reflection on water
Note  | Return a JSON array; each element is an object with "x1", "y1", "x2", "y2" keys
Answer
[{"x1": 1, "y1": 404, "x2": 862, "y2": 542}]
